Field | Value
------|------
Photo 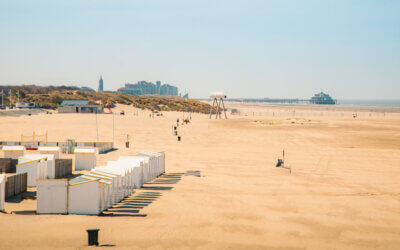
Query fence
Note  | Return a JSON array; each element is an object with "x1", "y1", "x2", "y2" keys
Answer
[
  {"x1": 55, "y1": 159, "x2": 73, "y2": 179},
  {"x1": 0, "y1": 141, "x2": 114, "y2": 154},
  {"x1": 0, "y1": 158, "x2": 17, "y2": 173},
  {"x1": 5, "y1": 173, "x2": 27, "y2": 199}
]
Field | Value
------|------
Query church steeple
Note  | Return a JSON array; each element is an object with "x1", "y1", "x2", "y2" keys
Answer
[{"x1": 98, "y1": 75, "x2": 104, "y2": 92}]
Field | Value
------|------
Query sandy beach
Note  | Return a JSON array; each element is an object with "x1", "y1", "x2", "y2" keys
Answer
[{"x1": 0, "y1": 102, "x2": 399, "y2": 249}]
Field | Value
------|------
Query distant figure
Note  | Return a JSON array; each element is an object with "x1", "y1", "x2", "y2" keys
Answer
[{"x1": 126, "y1": 134, "x2": 130, "y2": 148}]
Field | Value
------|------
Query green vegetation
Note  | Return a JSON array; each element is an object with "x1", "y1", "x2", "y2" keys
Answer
[{"x1": 0, "y1": 85, "x2": 212, "y2": 113}]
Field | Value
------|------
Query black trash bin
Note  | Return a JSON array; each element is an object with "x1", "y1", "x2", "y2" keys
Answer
[
  {"x1": 177, "y1": 136, "x2": 181, "y2": 141},
  {"x1": 87, "y1": 229, "x2": 100, "y2": 246}
]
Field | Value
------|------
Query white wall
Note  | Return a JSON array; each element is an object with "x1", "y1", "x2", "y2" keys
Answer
[
  {"x1": 17, "y1": 160, "x2": 47, "y2": 187},
  {"x1": 68, "y1": 181, "x2": 101, "y2": 215},
  {"x1": 38, "y1": 151, "x2": 60, "y2": 160},
  {"x1": 21, "y1": 154, "x2": 55, "y2": 179},
  {"x1": 0, "y1": 174, "x2": 5, "y2": 211},
  {"x1": 75, "y1": 154, "x2": 96, "y2": 171},
  {"x1": 37, "y1": 180, "x2": 68, "y2": 214},
  {"x1": 4, "y1": 151, "x2": 25, "y2": 159}
]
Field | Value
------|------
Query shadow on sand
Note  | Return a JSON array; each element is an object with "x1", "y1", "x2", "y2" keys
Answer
[
  {"x1": 101, "y1": 173, "x2": 183, "y2": 217},
  {"x1": 6, "y1": 190, "x2": 37, "y2": 203},
  {"x1": 99, "y1": 148, "x2": 119, "y2": 154}
]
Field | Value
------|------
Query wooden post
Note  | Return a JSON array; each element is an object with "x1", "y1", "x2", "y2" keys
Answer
[{"x1": 209, "y1": 98, "x2": 216, "y2": 119}]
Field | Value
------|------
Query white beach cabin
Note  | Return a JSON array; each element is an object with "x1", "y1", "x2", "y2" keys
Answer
[
  {"x1": 113, "y1": 157, "x2": 144, "y2": 188},
  {"x1": 105, "y1": 161, "x2": 134, "y2": 195},
  {"x1": 37, "y1": 179, "x2": 68, "y2": 214},
  {"x1": 91, "y1": 168, "x2": 120, "y2": 205},
  {"x1": 20, "y1": 154, "x2": 55, "y2": 179},
  {"x1": 68, "y1": 176, "x2": 109, "y2": 215},
  {"x1": 74, "y1": 147, "x2": 96, "y2": 171},
  {"x1": 1, "y1": 145, "x2": 26, "y2": 159},
  {"x1": 38, "y1": 146, "x2": 62, "y2": 159},
  {"x1": 17, "y1": 157, "x2": 47, "y2": 187},
  {"x1": 139, "y1": 151, "x2": 166, "y2": 179},
  {"x1": 128, "y1": 154, "x2": 157, "y2": 183},
  {"x1": 94, "y1": 166, "x2": 125, "y2": 202},
  {"x1": 81, "y1": 172, "x2": 113, "y2": 209}
]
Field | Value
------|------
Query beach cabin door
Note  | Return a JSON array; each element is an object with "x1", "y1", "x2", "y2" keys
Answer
[
  {"x1": 37, "y1": 180, "x2": 68, "y2": 214},
  {"x1": 50, "y1": 185, "x2": 67, "y2": 213}
]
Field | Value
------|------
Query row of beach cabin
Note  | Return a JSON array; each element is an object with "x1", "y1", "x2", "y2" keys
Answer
[
  {"x1": 37, "y1": 152, "x2": 165, "y2": 215},
  {"x1": 1, "y1": 146, "x2": 97, "y2": 186},
  {"x1": 0, "y1": 145, "x2": 166, "y2": 215},
  {"x1": 1, "y1": 146, "x2": 73, "y2": 187}
]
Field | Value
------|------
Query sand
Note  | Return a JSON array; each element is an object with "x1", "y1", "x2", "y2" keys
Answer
[{"x1": 0, "y1": 102, "x2": 399, "y2": 249}]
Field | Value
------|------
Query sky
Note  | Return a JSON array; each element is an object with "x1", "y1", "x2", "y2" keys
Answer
[{"x1": 0, "y1": 0, "x2": 399, "y2": 99}]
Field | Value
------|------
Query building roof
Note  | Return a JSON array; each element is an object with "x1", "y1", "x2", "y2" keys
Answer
[
  {"x1": 60, "y1": 100, "x2": 89, "y2": 106},
  {"x1": 2, "y1": 145, "x2": 25, "y2": 151},
  {"x1": 38, "y1": 146, "x2": 61, "y2": 152},
  {"x1": 74, "y1": 147, "x2": 96, "y2": 154}
]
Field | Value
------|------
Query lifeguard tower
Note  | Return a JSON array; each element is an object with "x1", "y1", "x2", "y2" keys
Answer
[{"x1": 209, "y1": 91, "x2": 227, "y2": 119}]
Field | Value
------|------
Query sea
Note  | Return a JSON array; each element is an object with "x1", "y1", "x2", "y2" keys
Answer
[{"x1": 337, "y1": 100, "x2": 400, "y2": 108}]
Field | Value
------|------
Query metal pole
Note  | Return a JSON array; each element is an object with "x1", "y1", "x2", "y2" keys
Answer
[
  {"x1": 221, "y1": 98, "x2": 227, "y2": 119},
  {"x1": 215, "y1": 98, "x2": 221, "y2": 119},
  {"x1": 9, "y1": 90, "x2": 12, "y2": 108},
  {"x1": 95, "y1": 111, "x2": 99, "y2": 143},
  {"x1": 112, "y1": 112, "x2": 115, "y2": 145},
  {"x1": 209, "y1": 98, "x2": 216, "y2": 119}
]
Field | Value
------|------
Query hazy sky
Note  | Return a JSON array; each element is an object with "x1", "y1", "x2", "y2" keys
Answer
[{"x1": 0, "y1": 0, "x2": 399, "y2": 99}]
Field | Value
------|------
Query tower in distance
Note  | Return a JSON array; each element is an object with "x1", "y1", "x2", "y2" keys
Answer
[{"x1": 98, "y1": 75, "x2": 104, "y2": 92}]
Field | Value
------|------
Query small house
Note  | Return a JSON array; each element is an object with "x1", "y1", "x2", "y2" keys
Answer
[
  {"x1": 74, "y1": 147, "x2": 96, "y2": 171},
  {"x1": 68, "y1": 177, "x2": 109, "y2": 215},
  {"x1": 1, "y1": 145, "x2": 25, "y2": 159},
  {"x1": 17, "y1": 157, "x2": 47, "y2": 187},
  {"x1": 37, "y1": 179, "x2": 68, "y2": 214},
  {"x1": 58, "y1": 100, "x2": 104, "y2": 113},
  {"x1": 38, "y1": 146, "x2": 62, "y2": 159},
  {"x1": 20, "y1": 154, "x2": 55, "y2": 179}
]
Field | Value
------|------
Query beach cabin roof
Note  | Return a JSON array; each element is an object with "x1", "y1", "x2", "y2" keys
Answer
[
  {"x1": 60, "y1": 100, "x2": 89, "y2": 106},
  {"x1": 92, "y1": 168, "x2": 120, "y2": 177},
  {"x1": 38, "y1": 146, "x2": 60, "y2": 152},
  {"x1": 117, "y1": 156, "x2": 145, "y2": 164},
  {"x1": 74, "y1": 147, "x2": 96, "y2": 154},
  {"x1": 19, "y1": 154, "x2": 53, "y2": 161},
  {"x1": 140, "y1": 151, "x2": 163, "y2": 156},
  {"x1": 82, "y1": 174, "x2": 112, "y2": 184},
  {"x1": 2, "y1": 145, "x2": 25, "y2": 151},
  {"x1": 130, "y1": 154, "x2": 152, "y2": 162},
  {"x1": 69, "y1": 177, "x2": 95, "y2": 186},
  {"x1": 95, "y1": 166, "x2": 127, "y2": 176}
]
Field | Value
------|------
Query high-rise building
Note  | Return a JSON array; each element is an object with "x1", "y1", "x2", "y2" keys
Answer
[
  {"x1": 118, "y1": 81, "x2": 178, "y2": 96},
  {"x1": 98, "y1": 75, "x2": 104, "y2": 92}
]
